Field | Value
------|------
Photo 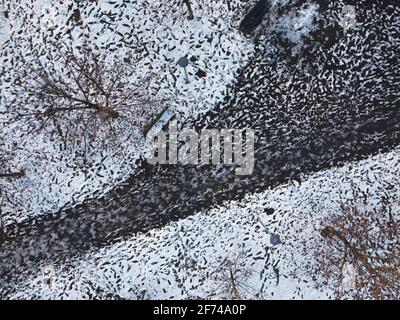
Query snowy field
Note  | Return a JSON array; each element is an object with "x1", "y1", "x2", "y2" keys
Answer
[
  {"x1": 1, "y1": 0, "x2": 399, "y2": 300},
  {"x1": 0, "y1": 0, "x2": 254, "y2": 223},
  {"x1": 8, "y1": 147, "x2": 400, "y2": 299}
]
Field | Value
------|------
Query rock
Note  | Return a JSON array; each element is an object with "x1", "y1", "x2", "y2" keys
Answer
[
  {"x1": 270, "y1": 234, "x2": 281, "y2": 246},
  {"x1": 195, "y1": 69, "x2": 206, "y2": 78},
  {"x1": 264, "y1": 208, "x2": 275, "y2": 215}
]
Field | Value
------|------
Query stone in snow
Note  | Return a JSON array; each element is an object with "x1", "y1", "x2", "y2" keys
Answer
[
  {"x1": 177, "y1": 56, "x2": 189, "y2": 68},
  {"x1": 270, "y1": 234, "x2": 281, "y2": 246}
]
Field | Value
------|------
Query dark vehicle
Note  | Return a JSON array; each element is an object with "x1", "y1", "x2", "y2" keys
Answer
[{"x1": 239, "y1": 0, "x2": 270, "y2": 34}]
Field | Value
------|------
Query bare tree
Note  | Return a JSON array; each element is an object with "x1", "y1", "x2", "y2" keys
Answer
[
  {"x1": 210, "y1": 252, "x2": 257, "y2": 299},
  {"x1": 6, "y1": 45, "x2": 164, "y2": 148},
  {"x1": 314, "y1": 199, "x2": 400, "y2": 299}
]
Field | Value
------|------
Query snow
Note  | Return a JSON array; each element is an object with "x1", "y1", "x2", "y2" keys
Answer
[
  {"x1": 0, "y1": 0, "x2": 254, "y2": 224},
  {"x1": 1, "y1": 0, "x2": 399, "y2": 300},
  {"x1": 267, "y1": 1, "x2": 319, "y2": 50},
  {"x1": 9, "y1": 147, "x2": 400, "y2": 299}
]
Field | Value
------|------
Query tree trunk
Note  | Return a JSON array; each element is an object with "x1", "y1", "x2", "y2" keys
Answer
[
  {"x1": 0, "y1": 171, "x2": 25, "y2": 178},
  {"x1": 183, "y1": 0, "x2": 194, "y2": 20},
  {"x1": 227, "y1": 262, "x2": 239, "y2": 299}
]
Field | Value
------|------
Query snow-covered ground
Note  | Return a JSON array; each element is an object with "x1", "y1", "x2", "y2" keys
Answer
[
  {"x1": 9, "y1": 147, "x2": 400, "y2": 299},
  {"x1": 0, "y1": 0, "x2": 322, "y2": 225},
  {"x1": 2, "y1": 0, "x2": 399, "y2": 300},
  {"x1": 0, "y1": 0, "x2": 255, "y2": 223}
]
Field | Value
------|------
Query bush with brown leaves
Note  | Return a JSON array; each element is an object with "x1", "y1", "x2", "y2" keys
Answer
[{"x1": 315, "y1": 199, "x2": 400, "y2": 299}]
